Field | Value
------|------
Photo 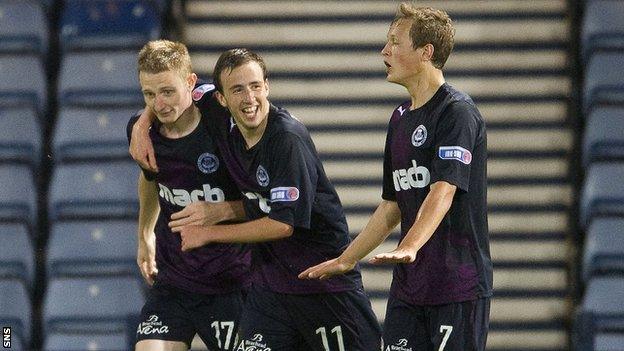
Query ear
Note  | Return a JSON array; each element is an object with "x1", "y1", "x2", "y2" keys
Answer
[
  {"x1": 264, "y1": 78, "x2": 269, "y2": 95},
  {"x1": 215, "y1": 91, "x2": 227, "y2": 107},
  {"x1": 422, "y1": 43, "x2": 435, "y2": 62},
  {"x1": 187, "y1": 72, "x2": 198, "y2": 90}
]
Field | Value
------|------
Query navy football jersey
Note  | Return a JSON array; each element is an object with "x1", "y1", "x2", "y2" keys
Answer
[
  {"x1": 382, "y1": 83, "x2": 493, "y2": 305},
  {"x1": 127, "y1": 112, "x2": 251, "y2": 295},
  {"x1": 193, "y1": 82, "x2": 363, "y2": 294}
]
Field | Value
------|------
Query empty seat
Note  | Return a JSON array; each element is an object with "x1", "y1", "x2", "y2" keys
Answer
[
  {"x1": 580, "y1": 162, "x2": 624, "y2": 227},
  {"x1": 53, "y1": 106, "x2": 139, "y2": 162},
  {"x1": 0, "y1": 223, "x2": 34, "y2": 287},
  {"x1": 594, "y1": 332, "x2": 624, "y2": 351},
  {"x1": 0, "y1": 279, "x2": 31, "y2": 348},
  {"x1": 0, "y1": 54, "x2": 47, "y2": 117},
  {"x1": 48, "y1": 160, "x2": 138, "y2": 220},
  {"x1": 44, "y1": 331, "x2": 130, "y2": 351},
  {"x1": 0, "y1": 0, "x2": 48, "y2": 55},
  {"x1": 581, "y1": 0, "x2": 624, "y2": 62},
  {"x1": 0, "y1": 106, "x2": 41, "y2": 167},
  {"x1": 582, "y1": 218, "x2": 624, "y2": 282},
  {"x1": 60, "y1": 0, "x2": 161, "y2": 51},
  {"x1": 0, "y1": 164, "x2": 36, "y2": 229},
  {"x1": 43, "y1": 276, "x2": 144, "y2": 334},
  {"x1": 58, "y1": 51, "x2": 142, "y2": 107},
  {"x1": 47, "y1": 220, "x2": 137, "y2": 278},
  {"x1": 583, "y1": 106, "x2": 624, "y2": 166},
  {"x1": 584, "y1": 52, "x2": 624, "y2": 113}
]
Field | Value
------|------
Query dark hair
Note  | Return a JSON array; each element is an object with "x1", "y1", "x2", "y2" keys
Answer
[{"x1": 213, "y1": 48, "x2": 268, "y2": 93}]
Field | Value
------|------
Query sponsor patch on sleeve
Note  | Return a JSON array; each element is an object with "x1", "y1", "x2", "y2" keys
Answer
[
  {"x1": 270, "y1": 187, "x2": 299, "y2": 202},
  {"x1": 192, "y1": 83, "x2": 216, "y2": 101},
  {"x1": 438, "y1": 146, "x2": 472, "y2": 164}
]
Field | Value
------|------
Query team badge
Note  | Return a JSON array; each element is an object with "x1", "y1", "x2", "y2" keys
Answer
[
  {"x1": 192, "y1": 83, "x2": 215, "y2": 101},
  {"x1": 271, "y1": 187, "x2": 299, "y2": 202},
  {"x1": 411, "y1": 125, "x2": 427, "y2": 147},
  {"x1": 438, "y1": 146, "x2": 472, "y2": 164},
  {"x1": 197, "y1": 152, "x2": 219, "y2": 173},
  {"x1": 256, "y1": 165, "x2": 269, "y2": 187}
]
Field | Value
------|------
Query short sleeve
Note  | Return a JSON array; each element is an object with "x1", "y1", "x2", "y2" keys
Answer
[
  {"x1": 126, "y1": 111, "x2": 157, "y2": 181},
  {"x1": 382, "y1": 118, "x2": 397, "y2": 201}
]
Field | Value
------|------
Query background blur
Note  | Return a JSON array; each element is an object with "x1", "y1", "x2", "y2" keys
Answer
[{"x1": 0, "y1": 0, "x2": 622, "y2": 350}]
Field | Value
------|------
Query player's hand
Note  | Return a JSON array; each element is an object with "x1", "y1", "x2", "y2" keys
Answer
[
  {"x1": 137, "y1": 240, "x2": 158, "y2": 286},
  {"x1": 298, "y1": 257, "x2": 356, "y2": 280},
  {"x1": 370, "y1": 247, "x2": 417, "y2": 265},
  {"x1": 130, "y1": 110, "x2": 158, "y2": 172},
  {"x1": 179, "y1": 225, "x2": 211, "y2": 252},
  {"x1": 169, "y1": 202, "x2": 225, "y2": 232}
]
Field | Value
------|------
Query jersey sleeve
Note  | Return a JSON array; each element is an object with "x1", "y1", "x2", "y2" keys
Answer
[
  {"x1": 266, "y1": 133, "x2": 317, "y2": 229},
  {"x1": 430, "y1": 101, "x2": 481, "y2": 192},
  {"x1": 126, "y1": 111, "x2": 157, "y2": 181},
  {"x1": 382, "y1": 117, "x2": 397, "y2": 201}
]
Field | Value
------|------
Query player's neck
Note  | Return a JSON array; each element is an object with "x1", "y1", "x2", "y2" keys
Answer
[
  {"x1": 406, "y1": 68, "x2": 445, "y2": 110},
  {"x1": 160, "y1": 104, "x2": 201, "y2": 139}
]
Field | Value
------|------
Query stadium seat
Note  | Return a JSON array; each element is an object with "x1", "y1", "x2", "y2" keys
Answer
[
  {"x1": 579, "y1": 162, "x2": 624, "y2": 227},
  {"x1": 43, "y1": 276, "x2": 144, "y2": 334},
  {"x1": 57, "y1": 51, "x2": 142, "y2": 107},
  {"x1": 0, "y1": 0, "x2": 48, "y2": 55},
  {"x1": 0, "y1": 223, "x2": 34, "y2": 288},
  {"x1": 0, "y1": 54, "x2": 47, "y2": 118},
  {"x1": 59, "y1": 0, "x2": 161, "y2": 52},
  {"x1": 581, "y1": 0, "x2": 624, "y2": 62},
  {"x1": 583, "y1": 106, "x2": 624, "y2": 166},
  {"x1": 48, "y1": 160, "x2": 139, "y2": 220},
  {"x1": 0, "y1": 106, "x2": 41, "y2": 168},
  {"x1": 53, "y1": 106, "x2": 139, "y2": 162},
  {"x1": 47, "y1": 220, "x2": 138, "y2": 278},
  {"x1": 594, "y1": 332, "x2": 624, "y2": 351},
  {"x1": 0, "y1": 164, "x2": 36, "y2": 229},
  {"x1": 582, "y1": 218, "x2": 624, "y2": 282},
  {"x1": 584, "y1": 52, "x2": 624, "y2": 113},
  {"x1": 0, "y1": 279, "x2": 31, "y2": 349},
  {"x1": 43, "y1": 331, "x2": 130, "y2": 351}
]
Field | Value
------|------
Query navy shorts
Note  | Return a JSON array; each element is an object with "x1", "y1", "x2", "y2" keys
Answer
[
  {"x1": 383, "y1": 297, "x2": 490, "y2": 351},
  {"x1": 235, "y1": 286, "x2": 382, "y2": 351},
  {"x1": 136, "y1": 282, "x2": 245, "y2": 350}
]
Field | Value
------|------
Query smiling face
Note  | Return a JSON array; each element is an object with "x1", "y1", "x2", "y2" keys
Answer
[
  {"x1": 139, "y1": 69, "x2": 196, "y2": 125},
  {"x1": 381, "y1": 19, "x2": 428, "y2": 87},
  {"x1": 215, "y1": 61, "x2": 270, "y2": 136}
]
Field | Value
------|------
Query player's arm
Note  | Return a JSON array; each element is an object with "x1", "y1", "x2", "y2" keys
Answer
[
  {"x1": 137, "y1": 172, "x2": 160, "y2": 285},
  {"x1": 129, "y1": 107, "x2": 158, "y2": 172},
  {"x1": 371, "y1": 180, "x2": 456, "y2": 264},
  {"x1": 299, "y1": 199, "x2": 400, "y2": 280},
  {"x1": 168, "y1": 201, "x2": 246, "y2": 231},
  {"x1": 174, "y1": 217, "x2": 293, "y2": 251}
]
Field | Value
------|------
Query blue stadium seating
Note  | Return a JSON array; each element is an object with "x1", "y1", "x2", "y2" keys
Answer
[
  {"x1": 47, "y1": 220, "x2": 138, "y2": 278},
  {"x1": 0, "y1": 223, "x2": 34, "y2": 288},
  {"x1": 60, "y1": 0, "x2": 161, "y2": 51},
  {"x1": 594, "y1": 332, "x2": 624, "y2": 351},
  {"x1": 581, "y1": 0, "x2": 624, "y2": 62},
  {"x1": 582, "y1": 218, "x2": 624, "y2": 282},
  {"x1": 43, "y1": 276, "x2": 144, "y2": 335},
  {"x1": 48, "y1": 160, "x2": 139, "y2": 220},
  {"x1": 0, "y1": 279, "x2": 31, "y2": 349},
  {"x1": 0, "y1": 106, "x2": 41, "y2": 168},
  {"x1": 57, "y1": 51, "x2": 142, "y2": 107},
  {"x1": 583, "y1": 106, "x2": 624, "y2": 166},
  {"x1": 0, "y1": 54, "x2": 47, "y2": 118},
  {"x1": 0, "y1": 164, "x2": 36, "y2": 229},
  {"x1": 584, "y1": 52, "x2": 624, "y2": 113},
  {"x1": 0, "y1": 0, "x2": 48, "y2": 55},
  {"x1": 53, "y1": 106, "x2": 139, "y2": 162},
  {"x1": 580, "y1": 162, "x2": 624, "y2": 227},
  {"x1": 44, "y1": 331, "x2": 130, "y2": 351}
]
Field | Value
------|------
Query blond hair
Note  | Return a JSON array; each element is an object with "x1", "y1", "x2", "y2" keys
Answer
[
  {"x1": 393, "y1": 3, "x2": 455, "y2": 69},
  {"x1": 137, "y1": 40, "x2": 192, "y2": 79}
]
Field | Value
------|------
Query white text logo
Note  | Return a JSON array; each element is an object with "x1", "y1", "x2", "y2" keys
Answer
[
  {"x1": 158, "y1": 183, "x2": 225, "y2": 206},
  {"x1": 392, "y1": 160, "x2": 430, "y2": 191}
]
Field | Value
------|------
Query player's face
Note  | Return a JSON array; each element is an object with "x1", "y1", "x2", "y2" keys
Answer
[
  {"x1": 139, "y1": 69, "x2": 195, "y2": 125},
  {"x1": 216, "y1": 61, "x2": 270, "y2": 134},
  {"x1": 381, "y1": 19, "x2": 427, "y2": 85}
]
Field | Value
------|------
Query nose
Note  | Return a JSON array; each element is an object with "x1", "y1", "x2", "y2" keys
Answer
[
  {"x1": 242, "y1": 87, "x2": 255, "y2": 103},
  {"x1": 381, "y1": 42, "x2": 390, "y2": 56},
  {"x1": 154, "y1": 94, "x2": 166, "y2": 110}
]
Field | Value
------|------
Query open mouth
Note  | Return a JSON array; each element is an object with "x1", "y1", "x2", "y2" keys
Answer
[
  {"x1": 384, "y1": 61, "x2": 392, "y2": 69},
  {"x1": 241, "y1": 106, "x2": 258, "y2": 119}
]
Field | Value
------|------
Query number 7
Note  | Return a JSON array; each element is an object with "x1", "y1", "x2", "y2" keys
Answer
[{"x1": 438, "y1": 325, "x2": 453, "y2": 351}]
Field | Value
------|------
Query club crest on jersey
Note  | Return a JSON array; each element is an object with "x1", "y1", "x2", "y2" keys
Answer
[
  {"x1": 411, "y1": 125, "x2": 427, "y2": 147},
  {"x1": 192, "y1": 83, "x2": 215, "y2": 101},
  {"x1": 385, "y1": 338, "x2": 413, "y2": 351},
  {"x1": 197, "y1": 152, "x2": 219, "y2": 174},
  {"x1": 256, "y1": 165, "x2": 269, "y2": 187},
  {"x1": 439, "y1": 146, "x2": 472, "y2": 164},
  {"x1": 270, "y1": 187, "x2": 299, "y2": 202}
]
